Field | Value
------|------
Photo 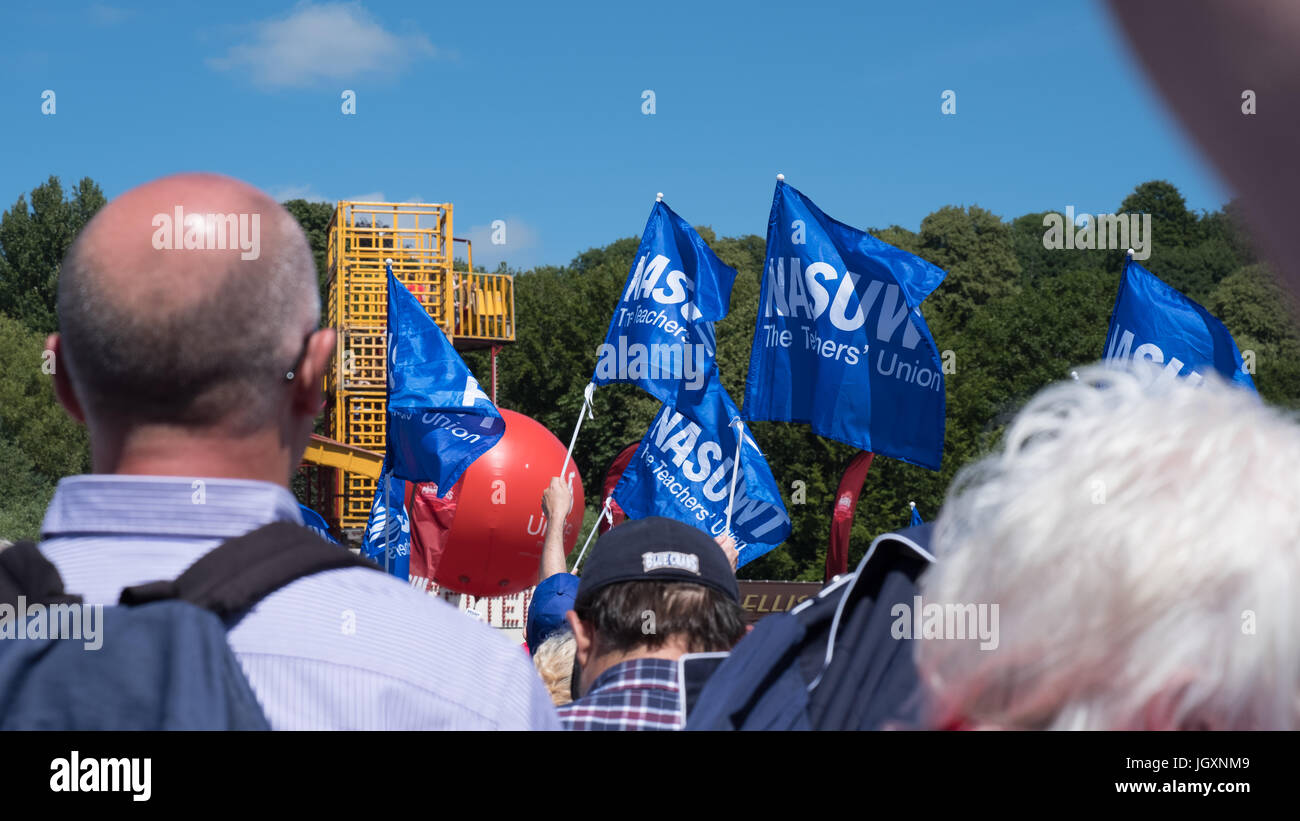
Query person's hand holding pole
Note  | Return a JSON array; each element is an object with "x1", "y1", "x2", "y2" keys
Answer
[
  {"x1": 539, "y1": 476, "x2": 574, "y2": 581},
  {"x1": 714, "y1": 532, "x2": 738, "y2": 573}
]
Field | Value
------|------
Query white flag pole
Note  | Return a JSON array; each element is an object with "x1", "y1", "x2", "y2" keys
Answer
[
  {"x1": 559, "y1": 382, "x2": 595, "y2": 484},
  {"x1": 383, "y1": 258, "x2": 393, "y2": 574},
  {"x1": 724, "y1": 418, "x2": 745, "y2": 533},
  {"x1": 572, "y1": 496, "x2": 613, "y2": 574},
  {"x1": 383, "y1": 473, "x2": 391, "y2": 574}
]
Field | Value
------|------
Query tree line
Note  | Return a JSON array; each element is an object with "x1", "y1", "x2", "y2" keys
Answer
[{"x1": 2, "y1": 177, "x2": 1295, "y2": 580}]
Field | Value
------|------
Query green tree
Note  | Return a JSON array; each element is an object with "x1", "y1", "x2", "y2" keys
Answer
[
  {"x1": 1010, "y1": 211, "x2": 1108, "y2": 286},
  {"x1": 1209, "y1": 263, "x2": 1300, "y2": 407},
  {"x1": 0, "y1": 314, "x2": 91, "y2": 540},
  {"x1": 282, "y1": 180, "x2": 1289, "y2": 580},
  {"x1": 281, "y1": 199, "x2": 335, "y2": 308},
  {"x1": 0, "y1": 176, "x2": 106, "y2": 335},
  {"x1": 914, "y1": 205, "x2": 1021, "y2": 331},
  {"x1": 1111, "y1": 180, "x2": 1237, "y2": 302},
  {"x1": 1118, "y1": 179, "x2": 1198, "y2": 245}
]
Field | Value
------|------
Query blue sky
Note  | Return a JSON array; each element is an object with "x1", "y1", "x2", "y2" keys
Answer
[{"x1": 1, "y1": 0, "x2": 1228, "y2": 271}]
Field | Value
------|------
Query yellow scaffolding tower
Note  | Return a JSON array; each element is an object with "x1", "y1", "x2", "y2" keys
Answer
[{"x1": 317, "y1": 200, "x2": 515, "y2": 531}]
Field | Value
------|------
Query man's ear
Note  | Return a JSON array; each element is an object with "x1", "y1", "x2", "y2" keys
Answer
[
  {"x1": 45, "y1": 334, "x2": 85, "y2": 424},
  {"x1": 565, "y1": 610, "x2": 593, "y2": 668},
  {"x1": 290, "y1": 327, "x2": 336, "y2": 417}
]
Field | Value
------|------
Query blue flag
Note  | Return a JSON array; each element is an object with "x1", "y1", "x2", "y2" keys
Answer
[
  {"x1": 592, "y1": 200, "x2": 738, "y2": 405},
  {"x1": 361, "y1": 459, "x2": 410, "y2": 578},
  {"x1": 612, "y1": 373, "x2": 791, "y2": 568},
  {"x1": 386, "y1": 266, "x2": 507, "y2": 494},
  {"x1": 909, "y1": 503, "x2": 923, "y2": 528},
  {"x1": 297, "y1": 504, "x2": 340, "y2": 545},
  {"x1": 1103, "y1": 256, "x2": 1256, "y2": 391},
  {"x1": 743, "y1": 180, "x2": 948, "y2": 470}
]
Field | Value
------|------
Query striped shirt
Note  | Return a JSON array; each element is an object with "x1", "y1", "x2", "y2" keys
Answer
[
  {"x1": 557, "y1": 658, "x2": 683, "y2": 730},
  {"x1": 37, "y1": 475, "x2": 560, "y2": 731}
]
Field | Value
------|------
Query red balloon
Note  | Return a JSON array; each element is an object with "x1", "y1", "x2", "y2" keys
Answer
[{"x1": 431, "y1": 409, "x2": 585, "y2": 597}]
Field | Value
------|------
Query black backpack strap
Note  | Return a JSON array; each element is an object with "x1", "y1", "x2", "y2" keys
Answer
[
  {"x1": 119, "y1": 522, "x2": 380, "y2": 619},
  {"x1": 0, "y1": 541, "x2": 82, "y2": 607}
]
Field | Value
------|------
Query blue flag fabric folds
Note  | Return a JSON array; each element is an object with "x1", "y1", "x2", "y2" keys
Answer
[
  {"x1": 612, "y1": 374, "x2": 791, "y2": 568},
  {"x1": 1103, "y1": 257, "x2": 1256, "y2": 391},
  {"x1": 361, "y1": 459, "x2": 410, "y2": 578},
  {"x1": 909, "y1": 504, "x2": 923, "y2": 528},
  {"x1": 385, "y1": 267, "x2": 507, "y2": 494},
  {"x1": 592, "y1": 200, "x2": 739, "y2": 405},
  {"x1": 743, "y1": 181, "x2": 948, "y2": 470},
  {"x1": 297, "y1": 504, "x2": 340, "y2": 544}
]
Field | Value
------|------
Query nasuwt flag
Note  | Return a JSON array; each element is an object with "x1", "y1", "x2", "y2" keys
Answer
[
  {"x1": 1103, "y1": 256, "x2": 1256, "y2": 391},
  {"x1": 612, "y1": 373, "x2": 791, "y2": 568},
  {"x1": 297, "y1": 504, "x2": 340, "y2": 544},
  {"x1": 385, "y1": 266, "x2": 507, "y2": 494},
  {"x1": 592, "y1": 199, "x2": 739, "y2": 405},
  {"x1": 910, "y1": 503, "x2": 923, "y2": 528},
  {"x1": 361, "y1": 458, "x2": 411, "y2": 578},
  {"x1": 743, "y1": 180, "x2": 948, "y2": 470}
]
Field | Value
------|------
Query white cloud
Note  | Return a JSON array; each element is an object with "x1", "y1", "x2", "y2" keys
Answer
[
  {"x1": 463, "y1": 217, "x2": 541, "y2": 271},
  {"x1": 208, "y1": 2, "x2": 436, "y2": 88}
]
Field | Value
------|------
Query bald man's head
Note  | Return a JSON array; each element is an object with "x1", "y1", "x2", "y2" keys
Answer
[{"x1": 57, "y1": 173, "x2": 321, "y2": 433}]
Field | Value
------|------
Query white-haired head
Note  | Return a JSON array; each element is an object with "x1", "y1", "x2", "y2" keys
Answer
[{"x1": 918, "y1": 361, "x2": 1300, "y2": 730}]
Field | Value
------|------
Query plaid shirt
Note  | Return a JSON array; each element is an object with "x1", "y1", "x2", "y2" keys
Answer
[{"x1": 558, "y1": 658, "x2": 683, "y2": 731}]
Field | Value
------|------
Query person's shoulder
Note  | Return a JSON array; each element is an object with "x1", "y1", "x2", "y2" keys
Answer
[
  {"x1": 258, "y1": 565, "x2": 515, "y2": 654},
  {"x1": 233, "y1": 566, "x2": 554, "y2": 727}
]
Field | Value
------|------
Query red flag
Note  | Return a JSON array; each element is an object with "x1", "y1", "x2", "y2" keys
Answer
[
  {"x1": 407, "y1": 477, "x2": 464, "y2": 591},
  {"x1": 826, "y1": 451, "x2": 874, "y2": 583},
  {"x1": 598, "y1": 441, "x2": 641, "y2": 534}
]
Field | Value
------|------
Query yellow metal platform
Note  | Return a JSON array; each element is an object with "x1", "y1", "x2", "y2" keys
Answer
[
  {"x1": 314, "y1": 200, "x2": 515, "y2": 529},
  {"x1": 301, "y1": 434, "x2": 383, "y2": 481}
]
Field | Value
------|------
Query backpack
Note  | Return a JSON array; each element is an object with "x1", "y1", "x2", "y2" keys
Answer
[
  {"x1": 683, "y1": 524, "x2": 935, "y2": 731},
  {"x1": 0, "y1": 521, "x2": 378, "y2": 730}
]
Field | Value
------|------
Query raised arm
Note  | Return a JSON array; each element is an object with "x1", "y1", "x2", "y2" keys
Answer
[{"x1": 539, "y1": 476, "x2": 574, "y2": 582}]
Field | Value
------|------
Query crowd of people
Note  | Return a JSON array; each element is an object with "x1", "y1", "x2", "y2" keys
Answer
[
  {"x1": 3, "y1": 169, "x2": 1294, "y2": 731},
  {"x1": 4, "y1": 0, "x2": 1300, "y2": 730}
]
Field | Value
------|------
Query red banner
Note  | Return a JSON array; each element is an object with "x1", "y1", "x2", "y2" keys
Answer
[
  {"x1": 826, "y1": 451, "x2": 874, "y2": 582},
  {"x1": 599, "y1": 441, "x2": 641, "y2": 535},
  {"x1": 406, "y1": 478, "x2": 463, "y2": 592}
]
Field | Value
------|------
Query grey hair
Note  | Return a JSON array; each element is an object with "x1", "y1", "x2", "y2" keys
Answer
[
  {"x1": 918, "y1": 361, "x2": 1300, "y2": 730},
  {"x1": 57, "y1": 208, "x2": 318, "y2": 432}
]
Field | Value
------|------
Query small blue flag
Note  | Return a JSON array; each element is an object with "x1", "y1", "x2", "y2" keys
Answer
[
  {"x1": 1103, "y1": 256, "x2": 1256, "y2": 391},
  {"x1": 297, "y1": 504, "x2": 340, "y2": 544},
  {"x1": 743, "y1": 180, "x2": 948, "y2": 470},
  {"x1": 909, "y1": 502, "x2": 923, "y2": 528},
  {"x1": 361, "y1": 458, "x2": 410, "y2": 578},
  {"x1": 592, "y1": 199, "x2": 738, "y2": 405},
  {"x1": 385, "y1": 266, "x2": 507, "y2": 494},
  {"x1": 612, "y1": 372, "x2": 791, "y2": 568}
]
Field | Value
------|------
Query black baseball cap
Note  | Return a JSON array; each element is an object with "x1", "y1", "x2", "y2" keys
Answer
[{"x1": 575, "y1": 517, "x2": 739, "y2": 608}]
